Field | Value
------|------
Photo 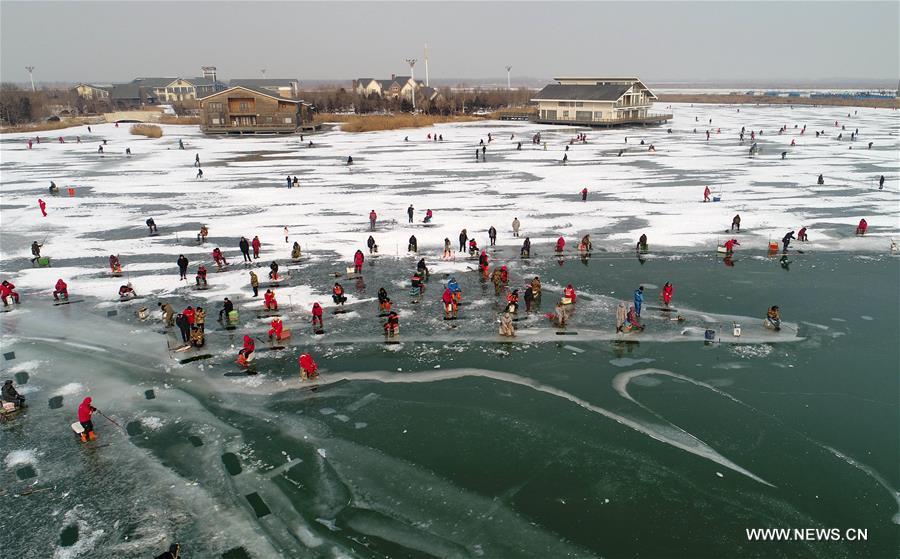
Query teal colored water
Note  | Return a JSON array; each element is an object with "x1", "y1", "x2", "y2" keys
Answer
[{"x1": 1, "y1": 250, "x2": 897, "y2": 558}]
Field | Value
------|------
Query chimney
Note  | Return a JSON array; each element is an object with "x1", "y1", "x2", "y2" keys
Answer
[{"x1": 391, "y1": 74, "x2": 395, "y2": 81}]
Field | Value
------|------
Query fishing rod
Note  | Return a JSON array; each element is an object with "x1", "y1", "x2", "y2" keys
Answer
[{"x1": 96, "y1": 409, "x2": 126, "y2": 433}]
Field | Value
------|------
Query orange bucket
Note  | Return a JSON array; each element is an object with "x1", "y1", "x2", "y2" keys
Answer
[
  {"x1": 768, "y1": 242, "x2": 778, "y2": 252},
  {"x1": 67, "y1": 187, "x2": 76, "y2": 197}
]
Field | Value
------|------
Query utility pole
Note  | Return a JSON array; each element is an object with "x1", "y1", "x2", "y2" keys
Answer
[
  {"x1": 261, "y1": 69, "x2": 267, "y2": 79},
  {"x1": 505, "y1": 66, "x2": 512, "y2": 90},
  {"x1": 25, "y1": 66, "x2": 35, "y2": 92},
  {"x1": 424, "y1": 43, "x2": 430, "y2": 87},
  {"x1": 405, "y1": 58, "x2": 417, "y2": 111}
]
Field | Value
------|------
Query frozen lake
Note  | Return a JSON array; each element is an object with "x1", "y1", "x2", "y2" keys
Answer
[{"x1": 1, "y1": 104, "x2": 898, "y2": 558}]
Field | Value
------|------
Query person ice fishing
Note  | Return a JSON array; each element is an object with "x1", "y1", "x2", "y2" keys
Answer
[
  {"x1": 531, "y1": 277, "x2": 542, "y2": 304},
  {"x1": 499, "y1": 312, "x2": 515, "y2": 337},
  {"x1": 38, "y1": 198, "x2": 47, "y2": 217},
  {"x1": 77, "y1": 397, "x2": 98, "y2": 442},
  {"x1": 49, "y1": 181, "x2": 59, "y2": 195},
  {"x1": 118, "y1": 284, "x2": 137, "y2": 300},
  {"x1": 196, "y1": 265, "x2": 208, "y2": 287},
  {"x1": 218, "y1": 297, "x2": 234, "y2": 321},
  {"x1": 239, "y1": 237, "x2": 251, "y2": 262},
  {"x1": 731, "y1": 214, "x2": 741, "y2": 232},
  {"x1": 109, "y1": 254, "x2": 122, "y2": 274},
  {"x1": 523, "y1": 284, "x2": 535, "y2": 311},
  {"x1": 797, "y1": 227, "x2": 808, "y2": 242},
  {"x1": 879, "y1": 175, "x2": 885, "y2": 189},
  {"x1": 703, "y1": 186, "x2": 711, "y2": 202},
  {"x1": 615, "y1": 302, "x2": 627, "y2": 333},
  {"x1": 177, "y1": 254, "x2": 189, "y2": 279},
  {"x1": 479, "y1": 249, "x2": 490, "y2": 279},
  {"x1": 855, "y1": 219, "x2": 868, "y2": 235},
  {"x1": 512, "y1": 217, "x2": 520, "y2": 237},
  {"x1": 53, "y1": 278, "x2": 68, "y2": 301},
  {"x1": 291, "y1": 242, "x2": 302, "y2": 259},
  {"x1": 263, "y1": 289, "x2": 278, "y2": 310},
  {"x1": 2, "y1": 380, "x2": 25, "y2": 408},
  {"x1": 268, "y1": 317, "x2": 285, "y2": 341},
  {"x1": 633, "y1": 286, "x2": 644, "y2": 316},
  {"x1": 354, "y1": 250, "x2": 365, "y2": 274},
  {"x1": 782, "y1": 230, "x2": 795, "y2": 253},
  {"x1": 424, "y1": 209, "x2": 433, "y2": 223},
  {"x1": 488, "y1": 226, "x2": 497, "y2": 246},
  {"x1": 175, "y1": 312, "x2": 190, "y2": 343},
  {"x1": 563, "y1": 283, "x2": 577, "y2": 304},
  {"x1": 159, "y1": 302, "x2": 175, "y2": 326},
  {"x1": 196, "y1": 167, "x2": 203, "y2": 179},
  {"x1": 249, "y1": 271, "x2": 259, "y2": 297},
  {"x1": 626, "y1": 306, "x2": 644, "y2": 332},
  {"x1": 0, "y1": 281, "x2": 20, "y2": 306},
  {"x1": 377, "y1": 288, "x2": 391, "y2": 313},
  {"x1": 407, "y1": 204, "x2": 414, "y2": 223},
  {"x1": 581, "y1": 187, "x2": 588, "y2": 201},
  {"x1": 251, "y1": 236, "x2": 261, "y2": 259},
  {"x1": 490, "y1": 268, "x2": 503, "y2": 295},
  {"x1": 521, "y1": 237, "x2": 531, "y2": 258},
  {"x1": 182, "y1": 306, "x2": 195, "y2": 327},
  {"x1": 312, "y1": 302, "x2": 324, "y2": 330},
  {"x1": 448, "y1": 277, "x2": 462, "y2": 302},
  {"x1": 384, "y1": 310, "x2": 399, "y2": 337},
  {"x1": 556, "y1": 236, "x2": 566, "y2": 253},
  {"x1": 30, "y1": 241, "x2": 43, "y2": 264},
  {"x1": 347, "y1": 155, "x2": 353, "y2": 165},
  {"x1": 194, "y1": 306, "x2": 205, "y2": 332},
  {"x1": 506, "y1": 289, "x2": 520, "y2": 313},
  {"x1": 416, "y1": 258, "x2": 430, "y2": 278},
  {"x1": 443, "y1": 238, "x2": 452, "y2": 259},
  {"x1": 197, "y1": 225, "x2": 208, "y2": 243},
  {"x1": 442, "y1": 286, "x2": 458, "y2": 319},
  {"x1": 579, "y1": 234, "x2": 592, "y2": 252},
  {"x1": 411, "y1": 271, "x2": 424, "y2": 295},
  {"x1": 499, "y1": 265, "x2": 509, "y2": 285},
  {"x1": 468, "y1": 238, "x2": 479, "y2": 256},
  {"x1": 286, "y1": 175, "x2": 292, "y2": 188},
  {"x1": 366, "y1": 236, "x2": 377, "y2": 255},
  {"x1": 817, "y1": 174, "x2": 824, "y2": 185},
  {"x1": 724, "y1": 238, "x2": 740, "y2": 254},
  {"x1": 299, "y1": 353, "x2": 319, "y2": 380},
  {"x1": 237, "y1": 335, "x2": 255, "y2": 366},
  {"x1": 765, "y1": 305, "x2": 781, "y2": 331},
  {"x1": 661, "y1": 282, "x2": 674, "y2": 307},
  {"x1": 369, "y1": 210, "x2": 377, "y2": 231},
  {"x1": 636, "y1": 234, "x2": 648, "y2": 253},
  {"x1": 146, "y1": 218, "x2": 157, "y2": 234},
  {"x1": 190, "y1": 324, "x2": 205, "y2": 348},
  {"x1": 459, "y1": 229, "x2": 468, "y2": 252},
  {"x1": 408, "y1": 235, "x2": 417, "y2": 253},
  {"x1": 269, "y1": 261, "x2": 279, "y2": 280},
  {"x1": 332, "y1": 283, "x2": 347, "y2": 306}
]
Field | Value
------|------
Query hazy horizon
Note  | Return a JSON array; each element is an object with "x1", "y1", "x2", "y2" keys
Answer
[{"x1": 2, "y1": 1, "x2": 898, "y2": 85}]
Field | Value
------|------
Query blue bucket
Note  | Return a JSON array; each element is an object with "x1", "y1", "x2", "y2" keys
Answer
[{"x1": 704, "y1": 329, "x2": 716, "y2": 341}]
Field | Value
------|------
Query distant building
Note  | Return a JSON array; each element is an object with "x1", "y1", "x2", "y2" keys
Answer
[
  {"x1": 72, "y1": 83, "x2": 113, "y2": 99},
  {"x1": 229, "y1": 79, "x2": 300, "y2": 100},
  {"x1": 198, "y1": 85, "x2": 313, "y2": 134},
  {"x1": 532, "y1": 77, "x2": 670, "y2": 126},
  {"x1": 130, "y1": 77, "x2": 225, "y2": 103},
  {"x1": 353, "y1": 75, "x2": 424, "y2": 98}
]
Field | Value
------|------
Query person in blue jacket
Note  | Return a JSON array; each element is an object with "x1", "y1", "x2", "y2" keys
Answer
[
  {"x1": 448, "y1": 277, "x2": 461, "y2": 296},
  {"x1": 633, "y1": 286, "x2": 644, "y2": 317}
]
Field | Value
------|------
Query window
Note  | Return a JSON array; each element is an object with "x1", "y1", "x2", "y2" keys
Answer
[
  {"x1": 575, "y1": 102, "x2": 584, "y2": 107},
  {"x1": 211, "y1": 117, "x2": 221, "y2": 125},
  {"x1": 283, "y1": 117, "x2": 292, "y2": 124},
  {"x1": 239, "y1": 102, "x2": 250, "y2": 112},
  {"x1": 594, "y1": 111, "x2": 603, "y2": 120},
  {"x1": 209, "y1": 102, "x2": 223, "y2": 110},
  {"x1": 562, "y1": 110, "x2": 569, "y2": 118}
]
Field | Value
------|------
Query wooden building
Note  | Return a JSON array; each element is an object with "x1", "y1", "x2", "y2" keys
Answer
[
  {"x1": 198, "y1": 86, "x2": 312, "y2": 134},
  {"x1": 532, "y1": 77, "x2": 671, "y2": 127}
]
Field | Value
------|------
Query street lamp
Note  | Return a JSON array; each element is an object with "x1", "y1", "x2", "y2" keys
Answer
[
  {"x1": 405, "y1": 58, "x2": 417, "y2": 111},
  {"x1": 505, "y1": 66, "x2": 512, "y2": 90},
  {"x1": 25, "y1": 66, "x2": 35, "y2": 92}
]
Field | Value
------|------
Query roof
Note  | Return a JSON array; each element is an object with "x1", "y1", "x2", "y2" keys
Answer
[
  {"x1": 184, "y1": 77, "x2": 219, "y2": 87},
  {"x1": 198, "y1": 85, "x2": 302, "y2": 103},
  {"x1": 532, "y1": 83, "x2": 632, "y2": 102},
  {"x1": 230, "y1": 79, "x2": 298, "y2": 87},
  {"x1": 553, "y1": 76, "x2": 640, "y2": 82},
  {"x1": 73, "y1": 83, "x2": 113, "y2": 91},
  {"x1": 110, "y1": 83, "x2": 157, "y2": 100},
  {"x1": 131, "y1": 77, "x2": 178, "y2": 88}
]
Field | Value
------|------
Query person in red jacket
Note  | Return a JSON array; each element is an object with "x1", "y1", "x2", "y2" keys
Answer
[
  {"x1": 237, "y1": 335, "x2": 255, "y2": 366},
  {"x1": 369, "y1": 210, "x2": 377, "y2": 231},
  {"x1": 556, "y1": 237, "x2": 565, "y2": 253},
  {"x1": 78, "y1": 397, "x2": 98, "y2": 442},
  {"x1": 251, "y1": 236, "x2": 261, "y2": 259},
  {"x1": 1, "y1": 280, "x2": 20, "y2": 306},
  {"x1": 441, "y1": 287, "x2": 457, "y2": 319},
  {"x1": 311, "y1": 302, "x2": 324, "y2": 330},
  {"x1": 212, "y1": 248, "x2": 227, "y2": 269},
  {"x1": 353, "y1": 250, "x2": 364, "y2": 274},
  {"x1": 182, "y1": 306, "x2": 195, "y2": 325},
  {"x1": 581, "y1": 187, "x2": 588, "y2": 201},
  {"x1": 661, "y1": 282, "x2": 674, "y2": 307},
  {"x1": 299, "y1": 353, "x2": 319, "y2": 380},
  {"x1": 703, "y1": 186, "x2": 711, "y2": 202},
  {"x1": 53, "y1": 278, "x2": 68, "y2": 301},
  {"x1": 38, "y1": 198, "x2": 47, "y2": 217},
  {"x1": 268, "y1": 317, "x2": 284, "y2": 340},
  {"x1": 263, "y1": 289, "x2": 278, "y2": 310},
  {"x1": 724, "y1": 238, "x2": 740, "y2": 254},
  {"x1": 855, "y1": 219, "x2": 868, "y2": 235},
  {"x1": 499, "y1": 265, "x2": 509, "y2": 284},
  {"x1": 563, "y1": 283, "x2": 576, "y2": 304},
  {"x1": 478, "y1": 250, "x2": 489, "y2": 279}
]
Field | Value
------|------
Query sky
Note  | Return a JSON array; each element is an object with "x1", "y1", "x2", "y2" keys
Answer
[{"x1": 1, "y1": 1, "x2": 898, "y2": 85}]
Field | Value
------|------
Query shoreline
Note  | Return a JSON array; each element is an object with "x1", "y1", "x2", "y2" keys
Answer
[{"x1": 657, "y1": 93, "x2": 899, "y2": 109}]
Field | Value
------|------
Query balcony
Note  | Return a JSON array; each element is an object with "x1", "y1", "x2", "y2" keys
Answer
[{"x1": 533, "y1": 112, "x2": 673, "y2": 127}]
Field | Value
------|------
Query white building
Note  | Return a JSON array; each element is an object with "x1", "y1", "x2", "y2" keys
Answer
[{"x1": 532, "y1": 77, "x2": 670, "y2": 126}]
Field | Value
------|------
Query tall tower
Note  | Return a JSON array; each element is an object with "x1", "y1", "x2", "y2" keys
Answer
[
  {"x1": 25, "y1": 66, "x2": 35, "y2": 92},
  {"x1": 405, "y1": 58, "x2": 417, "y2": 110},
  {"x1": 424, "y1": 43, "x2": 430, "y2": 87}
]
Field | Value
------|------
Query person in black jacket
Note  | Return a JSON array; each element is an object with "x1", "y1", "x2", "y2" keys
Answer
[
  {"x1": 2, "y1": 380, "x2": 25, "y2": 408},
  {"x1": 218, "y1": 297, "x2": 234, "y2": 321},
  {"x1": 458, "y1": 229, "x2": 467, "y2": 252},
  {"x1": 408, "y1": 235, "x2": 417, "y2": 253},
  {"x1": 239, "y1": 237, "x2": 251, "y2": 262},
  {"x1": 488, "y1": 226, "x2": 497, "y2": 246},
  {"x1": 176, "y1": 255, "x2": 189, "y2": 280}
]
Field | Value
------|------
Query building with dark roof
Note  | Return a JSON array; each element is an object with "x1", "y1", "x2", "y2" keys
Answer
[
  {"x1": 198, "y1": 86, "x2": 313, "y2": 134},
  {"x1": 229, "y1": 79, "x2": 299, "y2": 99},
  {"x1": 354, "y1": 75, "x2": 424, "y2": 98},
  {"x1": 532, "y1": 77, "x2": 671, "y2": 126}
]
